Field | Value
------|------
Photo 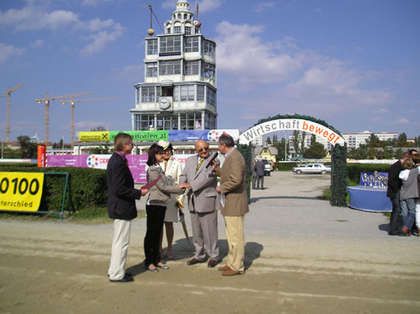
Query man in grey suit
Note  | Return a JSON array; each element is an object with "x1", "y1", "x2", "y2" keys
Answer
[{"x1": 179, "y1": 140, "x2": 220, "y2": 268}]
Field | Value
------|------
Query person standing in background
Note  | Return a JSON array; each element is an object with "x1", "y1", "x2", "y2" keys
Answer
[
  {"x1": 254, "y1": 159, "x2": 265, "y2": 190},
  {"x1": 158, "y1": 141, "x2": 183, "y2": 260},
  {"x1": 387, "y1": 152, "x2": 409, "y2": 235},
  {"x1": 214, "y1": 134, "x2": 249, "y2": 276},
  {"x1": 106, "y1": 133, "x2": 148, "y2": 283}
]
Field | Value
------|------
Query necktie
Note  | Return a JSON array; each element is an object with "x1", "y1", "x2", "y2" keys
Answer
[{"x1": 196, "y1": 158, "x2": 204, "y2": 172}]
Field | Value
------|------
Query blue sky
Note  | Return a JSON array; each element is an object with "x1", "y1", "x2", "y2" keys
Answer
[{"x1": 0, "y1": 0, "x2": 419, "y2": 143}]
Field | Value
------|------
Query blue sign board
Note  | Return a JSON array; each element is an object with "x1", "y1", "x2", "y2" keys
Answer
[{"x1": 360, "y1": 172, "x2": 388, "y2": 189}]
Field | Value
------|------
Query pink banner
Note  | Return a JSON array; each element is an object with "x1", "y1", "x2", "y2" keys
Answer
[{"x1": 46, "y1": 154, "x2": 148, "y2": 183}]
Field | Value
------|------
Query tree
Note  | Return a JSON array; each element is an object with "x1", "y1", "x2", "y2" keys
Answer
[
  {"x1": 383, "y1": 147, "x2": 394, "y2": 159},
  {"x1": 17, "y1": 135, "x2": 37, "y2": 158},
  {"x1": 397, "y1": 133, "x2": 408, "y2": 147},
  {"x1": 303, "y1": 141, "x2": 327, "y2": 159},
  {"x1": 90, "y1": 144, "x2": 110, "y2": 154},
  {"x1": 273, "y1": 138, "x2": 287, "y2": 161},
  {"x1": 394, "y1": 148, "x2": 403, "y2": 159},
  {"x1": 292, "y1": 130, "x2": 305, "y2": 157},
  {"x1": 366, "y1": 134, "x2": 381, "y2": 148}
]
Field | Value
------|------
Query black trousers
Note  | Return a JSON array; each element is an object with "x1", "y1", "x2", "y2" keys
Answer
[
  {"x1": 144, "y1": 205, "x2": 166, "y2": 267},
  {"x1": 256, "y1": 175, "x2": 264, "y2": 189},
  {"x1": 389, "y1": 194, "x2": 402, "y2": 235}
]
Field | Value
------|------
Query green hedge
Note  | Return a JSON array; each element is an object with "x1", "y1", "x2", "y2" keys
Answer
[
  {"x1": 277, "y1": 162, "x2": 298, "y2": 171},
  {"x1": 0, "y1": 166, "x2": 107, "y2": 212},
  {"x1": 347, "y1": 163, "x2": 390, "y2": 184}
]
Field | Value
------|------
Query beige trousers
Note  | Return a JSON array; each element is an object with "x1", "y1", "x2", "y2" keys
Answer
[
  {"x1": 224, "y1": 215, "x2": 245, "y2": 272},
  {"x1": 108, "y1": 219, "x2": 131, "y2": 280}
]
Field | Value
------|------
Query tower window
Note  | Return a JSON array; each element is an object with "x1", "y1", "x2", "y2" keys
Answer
[
  {"x1": 197, "y1": 85, "x2": 205, "y2": 101},
  {"x1": 203, "y1": 40, "x2": 215, "y2": 57},
  {"x1": 184, "y1": 36, "x2": 199, "y2": 52},
  {"x1": 146, "y1": 39, "x2": 158, "y2": 55},
  {"x1": 146, "y1": 62, "x2": 158, "y2": 77},
  {"x1": 141, "y1": 86, "x2": 155, "y2": 103},
  {"x1": 202, "y1": 62, "x2": 215, "y2": 80},
  {"x1": 159, "y1": 60, "x2": 181, "y2": 75},
  {"x1": 184, "y1": 60, "x2": 199, "y2": 75},
  {"x1": 180, "y1": 85, "x2": 195, "y2": 101},
  {"x1": 184, "y1": 26, "x2": 192, "y2": 35},
  {"x1": 174, "y1": 26, "x2": 181, "y2": 33},
  {"x1": 159, "y1": 36, "x2": 181, "y2": 56}
]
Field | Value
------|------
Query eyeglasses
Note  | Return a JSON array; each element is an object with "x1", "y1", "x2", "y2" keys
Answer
[{"x1": 198, "y1": 147, "x2": 209, "y2": 153}]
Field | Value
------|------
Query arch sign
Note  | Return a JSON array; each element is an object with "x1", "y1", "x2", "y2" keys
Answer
[{"x1": 239, "y1": 119, "x2": 345, "y2": 146}]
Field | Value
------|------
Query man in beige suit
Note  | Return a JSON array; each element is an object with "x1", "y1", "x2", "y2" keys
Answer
[{"x1": 215, "y1": 134, "x2": 249, "y2": 276}]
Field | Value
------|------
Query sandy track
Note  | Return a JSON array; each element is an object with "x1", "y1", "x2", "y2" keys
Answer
[{"x1": 1, "y1": 172, "x2": 419, "y2": 313}]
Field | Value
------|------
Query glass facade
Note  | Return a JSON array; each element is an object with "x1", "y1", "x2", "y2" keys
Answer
[
  {"x1": 146, "y1": 62, "x2": 158, "y2": 77},
  {"x1": 159, "y1": 60, "x2": 181, "y2": 75},
  {"x1": 146, "y1": 39, "x2": 158, "y2": 55},
  {"x1": 184, "y1": 36, "x2": 199, "y2": 52},
  {"x1": 203, "y1": 40, "x2": 215, "y2": 58},
  {"x1": 184, "y1": 60, "x2": 199, "y2": 75},
  {"x1": 159, "y1": 36, "x2": 181, "y2": 56},
  {"x1": 141, "y1": 86, "x2": 155, "y2": 102}
]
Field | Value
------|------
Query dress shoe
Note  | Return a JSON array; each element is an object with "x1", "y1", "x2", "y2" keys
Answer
[
  {"x1": 157, "y1": 263, "x2": 170, "y2": 270},
  {"x1": 186, "y1": 258, "x2": 206, "y2": 266},
  {"x1": 109, "y1": 274, "x2": 134, "y2": 283},
  {"x1": 222, "y1": 268, "x2": 242, "y2": 276},
  {"x1": 207, "y1": 259, "x2": 219, "y2": 268},
  {"x1": 218, "y1": 264, "x2": 230, "y2": 272}
]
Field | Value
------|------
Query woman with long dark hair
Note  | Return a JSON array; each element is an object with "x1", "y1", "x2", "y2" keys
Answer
[{"x1": 144, "y1": 143, "x2": 189, "y2": 272}]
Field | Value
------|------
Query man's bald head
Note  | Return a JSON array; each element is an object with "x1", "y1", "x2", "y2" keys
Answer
[{"x1": 195, "y1": 140, "x2": 210, "y2": 158}]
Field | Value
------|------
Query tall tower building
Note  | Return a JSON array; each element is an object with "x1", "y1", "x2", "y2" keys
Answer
[{"x1": 130, "y1": 0, "x2": 217, "y2": 131}]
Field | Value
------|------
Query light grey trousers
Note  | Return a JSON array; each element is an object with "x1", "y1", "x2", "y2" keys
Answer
[
  {"x1": 190, "y1": 210, "x2": 219, "y2": 261},
  {"x1": 108, "y1": 219, "x2": 131, "y2": 280}
]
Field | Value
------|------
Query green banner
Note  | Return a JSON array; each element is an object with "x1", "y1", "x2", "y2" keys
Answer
[{"x1": 109, "y1": 130, "x2": 168, "y2": 143}]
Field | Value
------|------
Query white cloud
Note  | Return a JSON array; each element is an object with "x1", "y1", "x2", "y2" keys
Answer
[
  {"x1": 216, "y1": 20, "x2": 392, "y2": 114},
  {"x1": 81, "y1": 23, "x2": 124, "y2": 56},
  {"x1": 31, "y1": 39, "x2": 44, "y2": 48},
  {"x1": 81, "y1": 0, "x2": 113, "y2": 6},
  {"x1": 256, "y1": 1, "x2": 276, "y2": 13},
  {"x1": 0, "y1": 7, "x2": 79, "y2": 31},
  {"x1": 163, "y1": 0, "x2": 222, "y2": 13},
  {"x1": 396, "y1": 118, "x2": 409, "y2": 125},
  {"x1": 0, "y1": 43, "x2": 24, "y2": 64},
  {"x1": 0, "y1": 4, "x2": 124, "y2": 55},
  {"x1": 216, "y1": 21, "x2": 302, "y2": 83}
]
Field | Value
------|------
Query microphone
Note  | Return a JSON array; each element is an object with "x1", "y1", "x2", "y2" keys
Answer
[{"x1": 206, "y1": 152, "x2": 219, "y2": 168}]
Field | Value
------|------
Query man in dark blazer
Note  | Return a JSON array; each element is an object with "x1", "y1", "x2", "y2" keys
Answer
[
  {"x1": 387, "y1": 152, "x2": 409, "y2": 235},
  {"x1": 107, "y1": 133, "x2": 148, "y2": 282}
]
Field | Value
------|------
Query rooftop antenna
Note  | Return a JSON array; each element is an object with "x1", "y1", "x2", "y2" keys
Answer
[
  {"x1": 147, "y1": 4, "x2": 155, "y2": 36},
  {"x1": 194, "y1": 2, "x2": 202, "y2": 30}
]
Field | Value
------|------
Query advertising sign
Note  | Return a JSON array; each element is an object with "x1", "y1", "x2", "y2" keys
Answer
[
  {"x1": 239, "y1": 119, "x2": 345, "y2": 145},
  {"x1": 46, "y1": 154, "x2": 149, "y2": 183},
  {"x1": 79, "y1": 131, "x2": 109, "y2": 142},
  {"x1": 109, "y1": 131, "x2": 168, "y2": 143},
  {"x1": 360, "y1": 172, "x2": 388, "y2": 189},
  {"x1": 0, "y1": 172, "x2": 45, "y2": 212},
  {"x1": 37, "y1": 144, "x2": 46, "y2": 168}
]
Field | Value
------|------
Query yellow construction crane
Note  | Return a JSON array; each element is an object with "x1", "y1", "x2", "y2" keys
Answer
[
  {"x1": 35, "y1": 92, "x2": 87, "y2": 146},
  {"x1": 3, "y1": 83, "x2": 22, "y2": 144}
]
